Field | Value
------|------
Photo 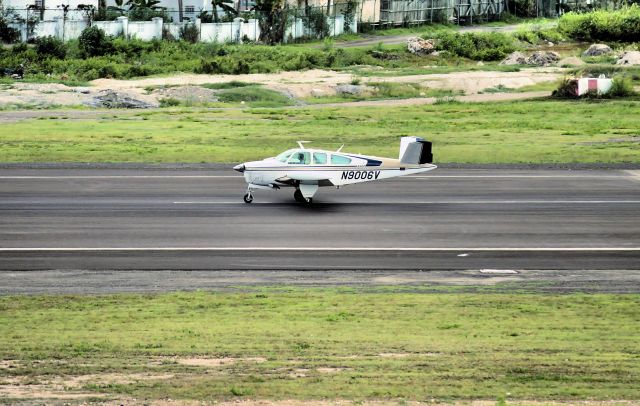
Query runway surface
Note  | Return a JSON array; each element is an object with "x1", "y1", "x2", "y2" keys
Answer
[{"x1": 1, "y1": 168, "x2": 639, "y2": 274}]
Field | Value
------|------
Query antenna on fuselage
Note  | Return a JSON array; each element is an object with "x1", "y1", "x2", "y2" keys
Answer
[
  {"x1": 297, "y1": 141, "x2": 310, "y2": 149},
  {"x1": 336, "y1": 144, "x2": 344, "y2": 152}
]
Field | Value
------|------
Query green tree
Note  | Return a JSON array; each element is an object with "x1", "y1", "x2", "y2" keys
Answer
[
  {"x1": 253, "y1": 0, "x2": 289, "y2": 44},
  {"x1": 211, "y1": 0, "x2": 237, "y2": 22}
]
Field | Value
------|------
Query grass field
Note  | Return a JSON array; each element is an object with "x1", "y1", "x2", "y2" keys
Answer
[
  {"x1": 0, "y1": 99, "x2": 639, "y2": 163},
  {"x1": 0, "y1": 289, "x2": 638, "y2": 403}
]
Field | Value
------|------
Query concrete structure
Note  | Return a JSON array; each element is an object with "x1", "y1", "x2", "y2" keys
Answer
[{"x1": 574, "y1": 77, "x2": 613, "y2": 96}]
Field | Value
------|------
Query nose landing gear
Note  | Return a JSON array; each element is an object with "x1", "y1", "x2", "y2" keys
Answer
[
  {"x1": 243, "y1": 185, "x2": 254, "y2": 204},
  {"x1": 294, "y1": 189, "x2": 312, "y2": 204}
]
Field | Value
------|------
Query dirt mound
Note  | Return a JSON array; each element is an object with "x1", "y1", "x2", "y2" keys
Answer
[
  {"x1": 583, "y1": 43, "x2": 613, "y2": 57},
  {"x1": 558, "y1": 56, "x2": 585, "y2": 67},
  {"x1": 155, "y1": 85, "x2": 219, "y2": 102},
  {"x1": 87, "y1": 90, "x2": 157, "y2": 108},
  {"x1": 526, "y1": 51, "x2": 560, "y2": 66},
  {"x1": 407, "y1": 37, "x2": 435, "y2": 55},
  {"x1": 500, "y1": 51, "x2": 527, "y2": 65},
  {"x1": 617, "y1": 51, "x2": 640, "y2": 66},
  {"x1": 501, "y1": 51, "x2": 560, "y2": 66}
]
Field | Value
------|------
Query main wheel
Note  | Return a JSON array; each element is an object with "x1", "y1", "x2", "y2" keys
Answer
[
  {"x1": 243, "y1": 193, "x2": 253, "y2": 204},
  {"x1": 293, "y1": 189, "x2": 305, "y2": 203}
]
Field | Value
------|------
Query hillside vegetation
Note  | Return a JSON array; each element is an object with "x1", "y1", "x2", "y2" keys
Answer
[{"x1": 558, "y1": 5, "x2": 640, "y2": 42}]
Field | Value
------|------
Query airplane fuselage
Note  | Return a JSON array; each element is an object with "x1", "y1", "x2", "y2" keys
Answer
[{"x1": 233, "y1": 138, "x2": 436, "y2": 203}]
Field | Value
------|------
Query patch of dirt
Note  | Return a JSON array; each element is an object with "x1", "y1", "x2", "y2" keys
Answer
[
  {"x1": 0, "y1": 360, "x2": 18, "y2": 369},
  {"x1": 0, "y1": 68, "x2": 561, "y2": 110},
  {"x1": 558, "y1": 56, "x2": 585, "y2": 66},
  {"x1": 378, "y1": 352, "x2": 440, "y2": 358},
  {"x1": 154, "y1": 85, "x2": 219, "y2": 103},
  {"x1": 0, "y1": 372, "x2": 174, "y2": 400},
  {"x1": 316, "y1": 367, "x2": 349, "y2": 373},
  {"x1": 175, "y1": 356, "x2": 267, "y2": 367}
]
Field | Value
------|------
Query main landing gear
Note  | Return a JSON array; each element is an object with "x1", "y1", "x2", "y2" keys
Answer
[
  {"x1": 242, "y1": 187, "x2": 313, "y2": 204},
  {"x1": 294, "y1": 188, "x2": 312, "y2": 204}
]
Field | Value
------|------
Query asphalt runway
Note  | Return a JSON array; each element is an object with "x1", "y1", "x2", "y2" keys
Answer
[{"x1": 1, "y1": 168, "x2": 639, "y2": 279}]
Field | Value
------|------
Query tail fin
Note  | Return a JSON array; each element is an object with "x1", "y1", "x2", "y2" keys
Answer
[{"x1": 399, "y1": 137, "x2": 433, "y2": 165}]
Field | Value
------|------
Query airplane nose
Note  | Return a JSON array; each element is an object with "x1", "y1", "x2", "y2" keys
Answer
[{"x1": 233, "y1": 164, "x2": 245, "y2": 173}]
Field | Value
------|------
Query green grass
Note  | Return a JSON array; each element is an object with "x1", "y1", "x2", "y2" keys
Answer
[
  {"x1": 1, "y1": 99, "x2": 639, "y2": 163},
  {"x1": 215, "y1": 86, "x2": 294, "y2": 107},
  {"x1": 0, "y1": 290, "x2": 639, "y2": 402},
  {"x1": 303, "y1": 86, "x2": 463, "y2": 104},
  {"x1": 200, "y1": 81, "x2": 257, "y2": 90},
  {"x1": 343, "y1": 63, "x2": 522, "y2": 77}
]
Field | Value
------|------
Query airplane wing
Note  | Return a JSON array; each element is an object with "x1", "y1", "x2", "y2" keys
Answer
[{"x1": 276, "y1": 175, "x2": 334, "y2": 187}]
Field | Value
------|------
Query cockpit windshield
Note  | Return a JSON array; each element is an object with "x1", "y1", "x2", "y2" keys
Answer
[
  {"x1": 288, "y1": 151, "x2": 311, "y2": 165},
  {"x1": 275, "y1": 149, "x2": 296, "y2": 163}
]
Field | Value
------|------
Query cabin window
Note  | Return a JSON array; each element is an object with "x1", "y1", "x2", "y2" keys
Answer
[
  {"x1": 313, "y1": 152, "x2": 327, "y2": 165},
  {"x1": 275, "y1": 149, "x2": 295, "y2": 163},
  {"x1": 288, "y1": 151, "x2": 311, "y2": 165},
  {"x1": 331, "y1": 154, "x2": 352, "y2": 165}
]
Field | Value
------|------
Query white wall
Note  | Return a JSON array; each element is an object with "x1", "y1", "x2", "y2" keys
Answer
[
  {"x1": 200, "y1": 19, "x2": 242, "y2": 43},
  {"x1": 127, "y1": 17, "x2": 163, "y2": 40},
  {"x1": 7, "y1": 14, "x2": 348, "y2": 42}
]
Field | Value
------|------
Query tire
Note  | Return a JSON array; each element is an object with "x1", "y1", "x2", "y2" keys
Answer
[{"x1": 243, "y1": 193, "x2": 253, "y2": 204}]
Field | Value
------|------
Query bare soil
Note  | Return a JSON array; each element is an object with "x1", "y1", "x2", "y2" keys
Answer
[{"x1": 0, "y1": 68, "x2": 560, "y2": 110}]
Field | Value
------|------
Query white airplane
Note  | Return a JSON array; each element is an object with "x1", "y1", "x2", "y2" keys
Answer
[{"x1": 233, "y1": 136, "x2": 436, "y2": 203}]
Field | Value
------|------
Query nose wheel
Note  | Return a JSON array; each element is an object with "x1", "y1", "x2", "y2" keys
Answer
[{"x1": 243, "y1": 192, "x2": 253, "y2": 204}]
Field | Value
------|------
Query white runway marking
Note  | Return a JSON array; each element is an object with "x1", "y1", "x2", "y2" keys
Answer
[
  {"x1": 173, "y1": 200, "x2": 640, "y2": 205},
  {"x1": 1, "y1": 247, "x2": 639, "y2": 252}
]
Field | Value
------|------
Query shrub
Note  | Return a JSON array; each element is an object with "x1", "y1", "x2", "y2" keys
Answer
[
  {"x1": 609, "y1": 76, "x2": 635, "y2": 98},
  {"x1": 0, "y1": 8, "x2": 22, "y2": 44},
  {"x1": 558, "y1": 5, "x2": 640, "y2": 42},
  {"x1": 35, "y1": 36, "x2": 67, "y2": 59},
  {"x1": 216, "y1": 86, "x2": 292, "y2": 107},
  {"x1": 434, "y1": 31, "x2": 517, "y2": 61},
  {"x1": 513, "y1": 29, "x2": 539, "y2": 44},
  {"x1": 552, "y1": 78, "x2": 578, "y2": 99},
  {"x1": 179, "y1": 23, "x2": 199, "y2": 44},
  {"x1": 78, "y1": 26, "x2": 114, "y2": 57},
  {"x1": 303, "y1": 7, "x2": 330, "y2": 39},
  {"x1": 537, "y1": 28, "x2": 565, "y2": 43},
  {"x1": 159, "y1": 97, "x2": 180, "y2": 107},
  {"x1": 370, "y1": 82, "x2": 422, "y2": 98}
]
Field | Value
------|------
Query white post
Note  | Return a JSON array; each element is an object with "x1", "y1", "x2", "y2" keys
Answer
[
  {"x1": 53, "y1": 16, "x2": 63, "y2": 40},
  {"x1": 195, "y1": 17, "x2": 202, "y2": 42},
  {"x1": 117, "y1": 16, "x2": 129, "y2": 38},
  {"x1": 152, "y1": 17, "x2": 163, "y2": 39}
]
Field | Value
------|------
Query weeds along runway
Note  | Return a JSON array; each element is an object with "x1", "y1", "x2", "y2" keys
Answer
[{"x1": 0, "y1": 168, "x2": 639, "y2": 271}]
